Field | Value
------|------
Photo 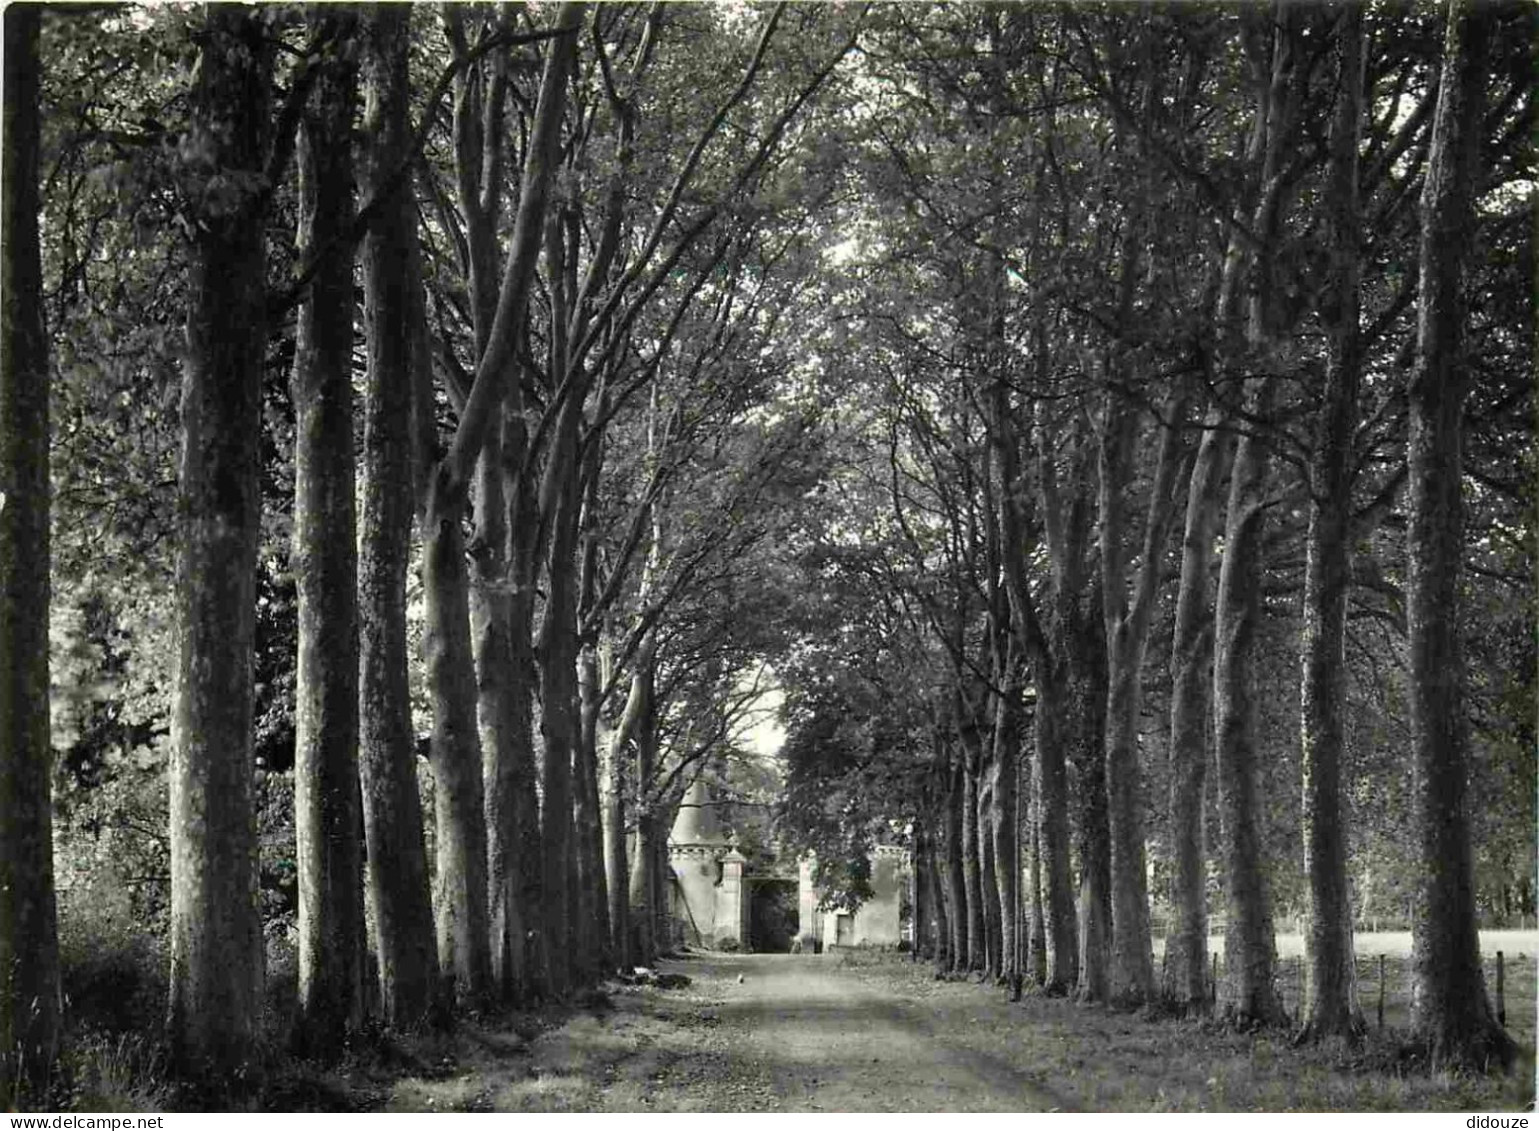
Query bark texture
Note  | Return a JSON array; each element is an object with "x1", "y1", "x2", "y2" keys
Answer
[
  {"x1": 940, "y1": 755, "x2": 968, "y2": 973},
  {"x1": 1213, "y1": 2, "x2": 1298, "y2": 1031},
  {"x1": 424, "y1": 492, "x2": 492, "y2": 1006},
  {"x1": 0, "y1": 3, "x2": 60, "y2": 1097},
  {"x1": 1214, "y1": 384, "x2": 1288, "y2": 1027},
  {"x1": 1299, "y1": 0, "x2": 1367, "y2": 1042},
  {"x1": 358, "y1": 5, "x2": 438, "y2": 1029},
  {"x1": 1163, "y1": 417, "x2": 1231, "y2": 1009},
  {"x1": 960, "y1": 739, "x2": 986, "y2": 972},
  {"x1": 537, "y1": 403, "x2": 584, "y2": 994},
  {"x1": 1099, "y1": 392, "x2": 1185, "y2": 1007},
  {"x1": 473, "y1": 414, "x2": 540, "y2": 1002},
  {"x1": 1405, "y1": 0, "x2": 1513, "y2": 1071},
  {"x1": 990, "y1": 678, "x2": 1019, "y2": 983},
  {"x1": 166, "y1": 6, "x2": 270, "y2": 1075},
  {"x1": 291, "y1": 13, "x2": 365, "y2": 1047}
]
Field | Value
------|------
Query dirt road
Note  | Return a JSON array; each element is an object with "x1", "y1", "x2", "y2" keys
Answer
[
  {"x1": 377, "y1": 950, "x2": 1534, "y2": 1113},
  {"x1": 675, "y1": 953, "x2": 1064, "y2": 1112},
  {"x1": 384, "y1": 953, "x2": 1068, "y2": 1112}
]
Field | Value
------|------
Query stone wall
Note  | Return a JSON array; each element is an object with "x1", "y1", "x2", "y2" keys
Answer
[{"x1": 799, "y1": 846, "x2": 909, "y2": 948}]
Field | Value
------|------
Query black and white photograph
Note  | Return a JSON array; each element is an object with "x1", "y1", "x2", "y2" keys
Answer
[{"x1": 0, "y1": 0, "x2": 1533, "y2": 1116}]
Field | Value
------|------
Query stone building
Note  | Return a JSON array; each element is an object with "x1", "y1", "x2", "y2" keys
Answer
[
  {"x1": 666, "y1": 779, "x2": 907, "y2": 952},
  {"x1": 796, "y1": 845, "x2": 907, "y2": 949}
]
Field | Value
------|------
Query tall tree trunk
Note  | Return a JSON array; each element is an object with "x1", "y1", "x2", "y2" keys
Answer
[
  {"x1": 444, "y1": 4, "x2": 531, "y2": 1010},
  {"x1": 291, "y1": 13, "x2": 365, "y2": 1050},
  {"x1": 446, "y1": 0, "x2": 580, "y2": 1003},
  {"x1": 991, "y1": 675, "x2": 1019, "y2": 984},
  {"x1": 1164, "y1": 4, "x2": 1274, "y2": 1012},
  {"x1": 576, "y1": 455, "x2": 612, "y2": 979},
  {"x1": 424, "y1": 487, "x2": 492, "y2": 1007},
  {"x1": 603, "y1": 715, "x2": 632, "y2": 970},
  {"x1": 1025, "y1": 756, "x2": 1047, "y2": 986},
  {"x1": 1214, "y1": 376, "x2": 1287, "y2": 1027},
  {"x1": 358, "y1": 4, "x2": 438, "y2": 1030},
  {"x1": 1070, "y1": 604, "x2": 1110, "y2": 1004},
  {"x1": 538, "y1": 435, "x2": 582, "y2": 995},
  {"x1": 912, "y1": 829, "x2": 931, "y2": 961},
  {"x1": 1163, "y1": 419, "x2": 1232, "y2": 1010},
  {"x1": 507, "y1": 569, "x2": 548, "y2": 994},
  {"x1": 990, "y1": 378, "x2": 1077, "y2": 993},
  {"x1": 608, "y1": 629, "x2": 657, "y2": 970},
  {"x1": 167, "y1": 6, "x2": 269, "y2": 1074},
  {"x1": 1034, "y1": 676, "x2": 1078, "y2": 992},
  {"x1": 474, "y1": 414, "x2": 535, "y2": 1003},
  {"x1": 629, "y1": 694, "x2": 659, "y2": 966},
  {"x1": 1164, "y1": 151, "x2": 1255, "y2": 1010},
  {"x1": 0, "y1": 4, "x2": 60, "y2": 1096},
  {"x1": 1099, "y1": 381, "x2": 1185, "y2": 1008},
  {"x1": 576, "y1": 637, "x2": 608, "y2": 980},
  {"x1": 1211, "y1": 2, "x2": 1301, "y2": 1033},
  {"x1": 978, "y1": 772, "x2": 1002, "y2": 979},
  {"x1": 960, "y1": 744, "x2": 985, "y2": 973},
  {"x1": 941, "y1": 760, "x2": 968, "y2": 973},
  {"x1": 929, "y1": 841, "x2": 952, "y2": 974},
  {"x1": 1406, "y1": 0, "x2": 1512, "y2": 1071},
  {"x1": 1299, "y1": 0, "x2": 1368, "y2": 1043}
]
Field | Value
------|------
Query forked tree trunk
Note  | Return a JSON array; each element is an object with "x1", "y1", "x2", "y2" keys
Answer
[
  {"x1": 1099, "y1": 376, "x2": 1186, "y2": 1008},
  {"x1": 0, "y1": 4, "x2": 60, "y2": 1096},
  {"x1": 443, "y1": 0, "x2": 581, "y2": 1003},
  {"x1": 291, "y1": 11, "x2": 365, "y2": 1049},
  {"x1": 358, "y1": 4, "x2": 438, "y2": 1030},
  {"x1": 1164, "y1": 418, "x2": 1232, "y2": 1011},
  {"x1": 1165, "y1": 3, "x2": 1271, "y2": 1012},
  {"x1": 989, "y1": 380, "x2": 1077, "y2": 994},
  {"x1": 167, "y1": 6, "x2": 270, "y2": 1074},
  {"x1": 1213, "y1": 3, "x2": 1299, "y2": 1033},
  {"x1": 1405, "y1": 0, "x2": 1513, "y2": 1071},
  {"x1": 474, "y1": 416, "x2": 537, "y2": 1003}
]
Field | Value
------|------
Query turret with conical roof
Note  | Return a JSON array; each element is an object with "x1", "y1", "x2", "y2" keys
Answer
[{"x1": 670, "y1": 778, "x2": 728, "y2": 847}]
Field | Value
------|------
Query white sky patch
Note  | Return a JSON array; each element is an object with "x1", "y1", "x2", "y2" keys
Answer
[{"x1": 739, "y1": 667, "x2": 786, "y2": 758}]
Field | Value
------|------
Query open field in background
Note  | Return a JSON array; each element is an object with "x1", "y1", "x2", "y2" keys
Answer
[{"x1": 1149, "y1": 932, "x2": 1537, "y2": 1047}]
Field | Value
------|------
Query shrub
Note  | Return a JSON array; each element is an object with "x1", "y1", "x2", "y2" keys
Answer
[
  {"x1": 715, "y1": 935, "x2": 742, "y2": 953},
  {"x1": 57, "y1": 877, "x2": 167, "y2": 1038},
  {"x1": 55, "y1": 1030, "x2": 168, "y2": 1113}
]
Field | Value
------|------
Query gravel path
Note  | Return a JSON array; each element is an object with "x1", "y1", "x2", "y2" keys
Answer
[{"x1": 689, "y1": 953, "x2": 1063, "y2": 1112}]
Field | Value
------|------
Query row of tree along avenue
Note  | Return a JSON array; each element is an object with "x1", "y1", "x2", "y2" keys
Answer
[{"x1": 1, "y1": 0, "x2": 1531, "y2": 1105}]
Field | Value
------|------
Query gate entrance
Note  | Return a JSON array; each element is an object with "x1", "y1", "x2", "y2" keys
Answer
[{"x1": 748, "y1": 878, "x2": 798, "y2": 952}]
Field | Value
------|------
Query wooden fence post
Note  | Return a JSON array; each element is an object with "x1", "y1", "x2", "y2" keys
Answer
[
  {"x1": 1377, "y1": 954, "x2": 1385, "y2": 1029},
  {"x1": 1496, "y1": 951, "x2": 1505, "y2": 1028}
]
